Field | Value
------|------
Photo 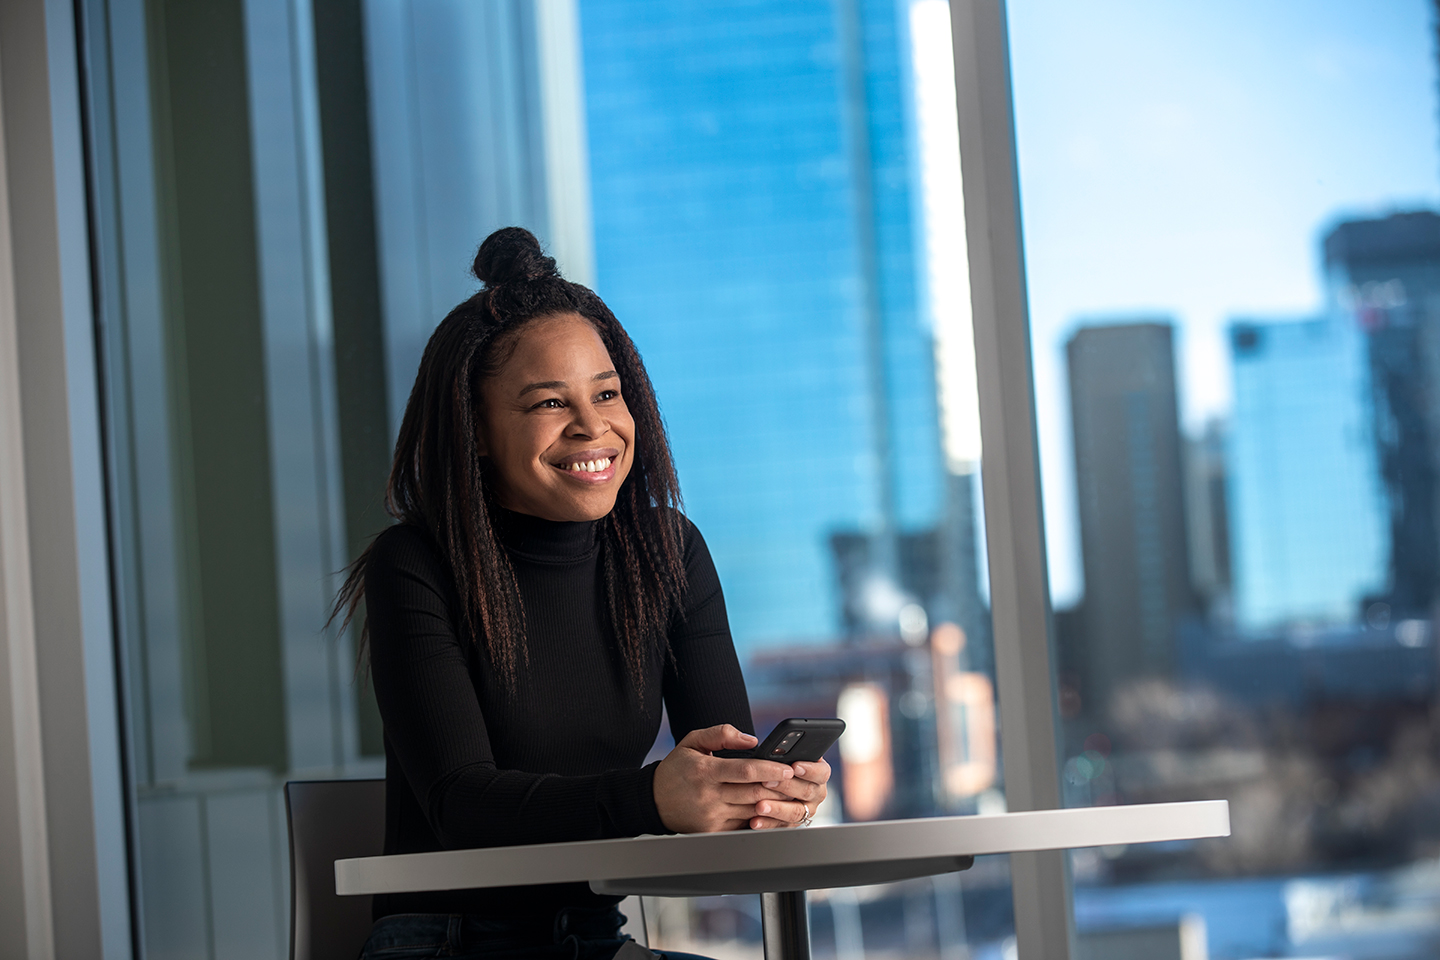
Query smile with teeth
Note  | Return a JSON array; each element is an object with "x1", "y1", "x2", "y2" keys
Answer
[{"x1": 563, "y1": 457, "x2": 612, "y2": 473}]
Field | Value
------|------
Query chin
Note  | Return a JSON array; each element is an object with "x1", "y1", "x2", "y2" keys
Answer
[
  {"x1": 535, "y1": 492, "x2": 618, "y2": 523},
  {"x1": 569, "y1": 498, "x2": 620, "y2": 522}
]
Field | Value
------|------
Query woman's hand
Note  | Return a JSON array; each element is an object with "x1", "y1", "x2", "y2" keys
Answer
[
  {"x1": 750, "y1": 757, "x2": 831, "y2": 830},
  {"x1": 653, "y1": 724, "x2": 800, "y2": 833}
]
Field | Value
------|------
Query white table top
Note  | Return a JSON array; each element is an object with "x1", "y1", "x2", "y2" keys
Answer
[{"x1": 336, "y1": 800, "x2": 1229, "y2": 898}]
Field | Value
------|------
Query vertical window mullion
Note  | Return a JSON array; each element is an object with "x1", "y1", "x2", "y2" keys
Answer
[{"x1": 947, "y1": 1, "x2": 1074, "y2": 956}]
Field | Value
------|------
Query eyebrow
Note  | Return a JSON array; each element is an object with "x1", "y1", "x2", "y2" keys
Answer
[{"x1": 517, "y1": 370, "x2": 618, "y2": 397}]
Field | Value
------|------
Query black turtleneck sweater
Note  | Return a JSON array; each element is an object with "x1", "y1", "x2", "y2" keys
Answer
[{"x1": 364, "y1": 510, "x2": 753, "y2": 921}]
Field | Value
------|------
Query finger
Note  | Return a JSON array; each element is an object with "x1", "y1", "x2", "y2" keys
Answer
[
  {"x1": 750, "y1": 816, "x2": 796, "y2": 830},
  {"x1": 791, "y1": 759, "x2": 832, "y2": 784},
  {"x1": 748, "y1": 805, "x2": 808, "y2": 829},
  {"x1": 697, "y1": 809, "x2": 759, "y2": 833},
  {"x1": 717, "y1": 782, "x2": 792, "y2": 804},
  {"x1": 708, "y1": 757, "x2": 794, "y2": 784},
  {"x1": 754, "y1": 799, "x2": 808, "y2": 824},
  {"x1": 680, "y1": 723, "x2": 758, "y2": 754},
  {"x1": 763, "y1": 778, "x2": 825, "y2": 803}
]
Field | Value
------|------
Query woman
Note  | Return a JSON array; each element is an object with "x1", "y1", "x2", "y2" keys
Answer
[{"x1": 336, "y1": 227, "x2": 830, "y2": 960}]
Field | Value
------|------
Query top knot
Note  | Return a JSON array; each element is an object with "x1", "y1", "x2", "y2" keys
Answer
[{"x1": 472, "y1": 227, "x2": 558, "y2": 287}]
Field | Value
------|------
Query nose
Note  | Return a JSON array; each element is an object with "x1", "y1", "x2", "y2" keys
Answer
[{"x1": 565, "y1": 399, "x2": 607, "y2": 439}]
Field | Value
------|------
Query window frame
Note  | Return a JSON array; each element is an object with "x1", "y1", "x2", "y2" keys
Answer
[
  {"x1": 949, "y1": 1, "x2": 1074, "y2": 956},
  {"x1": 0, "y1": 0, "x2": 135, "y2": 955}
]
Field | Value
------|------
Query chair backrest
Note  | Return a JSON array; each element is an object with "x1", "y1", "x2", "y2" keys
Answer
[{"x1": 284, "y1": 779, "x2": 386, "y2": 960}]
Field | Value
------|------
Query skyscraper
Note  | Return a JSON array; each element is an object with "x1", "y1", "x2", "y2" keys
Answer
[
  {"x1": 1227, "y1": 315, "x2": 1389, "y2": 631},
  {"x1": 1066, "y1": 322, "x2": 1196, "y2": 714},
  {"x1": 579, "y1": 1, "x2": 953, "y2": 651},
  {"x1": 1325, "y1": 212, "x2": 1440, "y2": 618},
  {"x1": 1183, "y1": 420, "x2": 1232, "y2": 613}
]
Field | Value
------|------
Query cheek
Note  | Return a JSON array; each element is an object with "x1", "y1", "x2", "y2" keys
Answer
[
  {"x1": 489, "y1": 420, "x2": 550, "y2": 480},
  {"x1": 618, "y1": 417, "x2": 638, "y2": 469},
  {"x1": 616, "y1": 407, "x2": 637, "y2": 447}
]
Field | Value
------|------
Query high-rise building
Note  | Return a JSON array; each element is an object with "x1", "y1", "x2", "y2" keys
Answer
[
  {"x1": 579, "y1": 1, "x2": 958, "y2": 652},
  {"x1": 1066, "y1": 322, "x2": 1197, "y2": 714},
  {"x1": 1226, "y1": 315, "x2": 1389, "y2": 631},
  {"x1": 1183, "y1": 419, "x2": 1232, "y2": 613},
  {"x1": 1324, "y1": 212, "x2": 1440, "y2": 618}
]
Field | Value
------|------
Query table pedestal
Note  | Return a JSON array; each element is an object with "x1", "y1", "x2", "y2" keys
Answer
[{"x1": 759, "y1": 891, "x2": 810, "y2": 960}]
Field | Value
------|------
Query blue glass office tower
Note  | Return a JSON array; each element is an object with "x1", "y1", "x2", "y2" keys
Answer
[
  {"x1": 1325, "y1": 213, "x2": 1440, "y2": 618},
  {"x1": 1227, "y1": 315, "x2": 1389, "y2": 631},
  {"x1": 579, "y1": 0, "x2": 946, "y2": 652}
]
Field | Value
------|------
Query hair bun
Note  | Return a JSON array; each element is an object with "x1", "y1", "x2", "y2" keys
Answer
[{"x1": 472, "y1": 227, "x2": 558, "y2": 287}]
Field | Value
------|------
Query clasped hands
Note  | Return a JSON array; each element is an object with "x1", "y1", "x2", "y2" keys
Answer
[{"x1": 653, "y1": 723, "x2": 831, "y2": 833}]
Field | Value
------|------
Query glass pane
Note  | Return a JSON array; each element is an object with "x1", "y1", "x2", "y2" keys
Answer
[
  {"x1": 583, "y1": 3, "x2": 1006, "y2": 955},
  {"x1": 1009, "y1": 1, "x2": 1440, "y2": 957},
  {"x1": 83, "y1": 0, "x2": 1010, "y2": 956},
  {"x1": 85, "y1": 0, "x2": 386, "y2": 956}
]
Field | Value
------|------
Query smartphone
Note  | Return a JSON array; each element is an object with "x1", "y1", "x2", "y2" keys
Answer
[{"x1": 714, "y1": 717, "x2": 845, "y2": 763}]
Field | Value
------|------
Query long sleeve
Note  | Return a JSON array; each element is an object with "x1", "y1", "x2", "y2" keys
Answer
[
  {"x1": 365, "y1": 524, "x2": 666, "y2": 850},
  {"x1": 662, "y1": 519, "x2": 755, "y2": 742}
]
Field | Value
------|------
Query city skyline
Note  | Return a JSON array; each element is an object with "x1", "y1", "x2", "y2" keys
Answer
[
  {"x1": 1010, "y1": 0, "x2": 1440, "y2": 606},
  {"x1": 1058, "y1": 212, "x2": 1440, "y2": 638}
]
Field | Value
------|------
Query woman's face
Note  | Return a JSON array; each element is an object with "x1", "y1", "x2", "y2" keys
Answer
[{"x1": 477, "y1": 313, "x2": 636, "y2": 522}]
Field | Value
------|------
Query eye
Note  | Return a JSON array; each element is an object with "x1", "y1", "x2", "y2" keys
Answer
[
  {"x1": 532, "y1": 397, "x2": 565, "y2": 410},
  {"x1": 596, "y1": 389, "x2": 620, "y2": 402}
]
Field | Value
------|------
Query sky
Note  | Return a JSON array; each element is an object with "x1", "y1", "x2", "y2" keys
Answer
[{"x1": 1004, "y1": 0, "x2": 1440, "y2": 606}]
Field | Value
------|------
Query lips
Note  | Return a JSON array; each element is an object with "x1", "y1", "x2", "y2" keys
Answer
[{"x1": 550, "y1": 447, "x2": 621, "y2": 484}]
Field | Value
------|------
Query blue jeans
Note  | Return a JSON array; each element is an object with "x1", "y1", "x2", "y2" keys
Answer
[{"x1": 359, "y1": 905, "x2": 716, "y2": 960}]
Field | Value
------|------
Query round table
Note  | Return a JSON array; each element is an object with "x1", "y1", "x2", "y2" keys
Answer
[{"x1": 337, "y1": 799, "x2": 1229, "y2": 959}]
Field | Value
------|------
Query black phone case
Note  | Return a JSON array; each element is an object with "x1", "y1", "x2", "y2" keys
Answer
[{"x1": 713, "y1": 717, "x2": 845, "y2": 762}]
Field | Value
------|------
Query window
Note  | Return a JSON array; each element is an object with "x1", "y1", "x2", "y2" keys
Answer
[
  {"x1": 82, "y1": 0, "x2": 1008, "y2": 956},
  {"x1": 1009, "y1": 1, "x2": 1440, "y2": 956}
]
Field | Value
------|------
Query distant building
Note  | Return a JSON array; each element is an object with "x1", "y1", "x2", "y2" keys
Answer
[
  {"x1": 1183, "y1": 420, "x2": 1232, "y2": 612},
  {"x1": 830, "y1": 472, "x2": 991, "y2": 674},
  {"x1": 1324, "y1": 212, "x2": 1440, "y2": 618},
  {"x1": 1226, "y1": 315, "x2": 1388, "y2": 631},
  {"x1": 1066, "y1": 322, "x2": 1197, "y2": 715},
  {"x1": 580, "y1": 0, "x2": 949, "y2": 653}
]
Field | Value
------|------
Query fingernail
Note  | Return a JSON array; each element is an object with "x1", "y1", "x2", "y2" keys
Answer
[
  {"x1": 784, "y1": 768, "x2": 794, "y2": 778},
  {"x1": 758, "y1": 803, "x2": 769, "y2": 814},
  {"x1": 765, "y1": 781, "x2": 779, "y2": 788},
  {"x1": 794, "y1": 764, "x2": 806, "y2": 776}
]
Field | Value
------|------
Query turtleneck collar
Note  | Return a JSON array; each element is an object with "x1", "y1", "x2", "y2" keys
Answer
[{"x1": 494, "y1": 508, "x2": 599, "y2": 562}]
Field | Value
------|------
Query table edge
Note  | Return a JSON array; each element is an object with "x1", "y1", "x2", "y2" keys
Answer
[{"x1": 336, "y1": 799, "x2": 1230, "y2": 896}]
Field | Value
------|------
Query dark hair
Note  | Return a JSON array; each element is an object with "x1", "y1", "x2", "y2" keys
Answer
[{"x1": 333, "y1": 226, "x2": 686, "y2": 696}]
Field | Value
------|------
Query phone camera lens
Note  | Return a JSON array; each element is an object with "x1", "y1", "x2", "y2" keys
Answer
[{"x1": 770, "y1": 731, "x2": 804, "y2": 756}]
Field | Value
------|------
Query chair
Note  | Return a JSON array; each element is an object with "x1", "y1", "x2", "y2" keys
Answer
[{"x1": 285, "y1": 779, "x2": 386, "y2": 960}]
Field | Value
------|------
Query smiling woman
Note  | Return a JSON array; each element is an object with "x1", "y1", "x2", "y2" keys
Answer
[{"x1": 332, "y1": 228, "x2": 831, "y2": 960}]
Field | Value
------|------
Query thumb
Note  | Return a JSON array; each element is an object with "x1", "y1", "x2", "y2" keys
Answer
[{"x1": 680, "y1": 723, "x2": 758, "y2": 754}]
